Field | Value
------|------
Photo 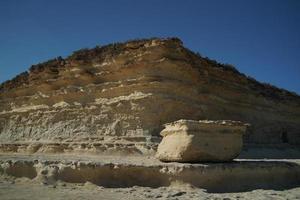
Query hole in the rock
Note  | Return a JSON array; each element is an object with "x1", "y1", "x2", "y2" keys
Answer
[
  {"x1": 5, "y1": 162, "x2": 37, "y2": 179},
  {"x1": 281, "y1": 131, "x2": 288, "y2": 143}
]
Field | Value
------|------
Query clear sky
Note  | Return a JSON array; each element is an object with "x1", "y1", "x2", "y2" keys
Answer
[{"x1": 0, "y1": 0, "x2": 299, "y2": 94}]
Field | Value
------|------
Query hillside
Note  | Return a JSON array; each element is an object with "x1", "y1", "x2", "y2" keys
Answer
[{"x1": 0, "y1": 37, "x2": 299, "y2": 155}]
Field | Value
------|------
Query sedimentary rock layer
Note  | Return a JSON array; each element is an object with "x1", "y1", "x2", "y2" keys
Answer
[
  {"x1": 0, "y1": 155, "x2": 299, "y2": 192},
  {"x1": 0, "y1": 37, "x2": 299, "y2": 155}
]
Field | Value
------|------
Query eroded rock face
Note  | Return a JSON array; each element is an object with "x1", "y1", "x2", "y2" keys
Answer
[
  {"x1": 156, "y1": 120, "x2": 248, "y2": 162},
  {"x1": 0, "y1": 37, "x2": 299, "y2": 155},
  {"x1": 1, "y1": 155, "x2": 299, "y2": 191}
]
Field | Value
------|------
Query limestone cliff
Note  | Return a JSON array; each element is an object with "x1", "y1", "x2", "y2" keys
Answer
[{"x1": 0, "y1": 37, "x2": 299, "y2": 155}]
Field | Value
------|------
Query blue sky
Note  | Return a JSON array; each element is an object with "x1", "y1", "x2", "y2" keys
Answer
[{"x1": 0, "y1": 0, "x2": 299, "y2": 94}]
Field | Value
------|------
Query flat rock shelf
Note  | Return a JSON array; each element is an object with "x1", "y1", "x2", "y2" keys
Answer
[{"x1": 0, "y1": 154, "x2": 299, "y2": 193}]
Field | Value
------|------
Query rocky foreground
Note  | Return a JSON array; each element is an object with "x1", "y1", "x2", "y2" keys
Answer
[
  {"x1": 1, "y1": 154, "x2": 299, "y2": 190},
  {"x1": 0, "y1": 154, "x2": 299, "y2": 200},
  {"x1": 1, "y1": 179, "x2": 300, "y2": 200}
]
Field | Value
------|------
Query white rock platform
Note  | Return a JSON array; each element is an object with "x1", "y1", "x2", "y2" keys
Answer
[{"x1": 0, "y1": 154, "x2": 299, "y2": 193}]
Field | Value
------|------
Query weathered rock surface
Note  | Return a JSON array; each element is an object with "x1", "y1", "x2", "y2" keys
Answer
[
  {"x1": 0, "y1": 37, "x2": 299, "y2": 155},
  {"x1": 156, "y1": 120, "x2": 248, "y2": 162},
  {"x1": 0, "y1": 154, "x2": 299, "y2": 192}
]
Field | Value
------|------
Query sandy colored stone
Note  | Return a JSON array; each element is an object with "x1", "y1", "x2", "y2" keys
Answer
[
  {"x1": 0, "y1": 37, "x2": 299, "y2": 156},
  {"x1": 0, "y1": 154, "x2": 299, "y2": 192},
  {"x1": 156, "y1": 120, "x2": 248, "y2": 162}
]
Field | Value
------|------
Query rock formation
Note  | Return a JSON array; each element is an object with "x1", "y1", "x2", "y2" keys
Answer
[
  {"x1": 0, "y1": 37, "x2": 299, "y2": 155},
  {"x1": 156, "y1": 120, "x2": 248, "y2": 162},
  {"x1": 1, "y1": 154, "x2": 299, "y2": 192}
]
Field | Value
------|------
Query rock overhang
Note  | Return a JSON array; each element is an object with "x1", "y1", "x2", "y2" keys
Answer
[{"x1": 160, "y1": 119, "x2": 250, "y2": 137}]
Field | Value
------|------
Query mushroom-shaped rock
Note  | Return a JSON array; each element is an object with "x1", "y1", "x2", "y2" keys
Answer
[{"x1": 156, "y1": 120, "x2": 249, "y2": 162}]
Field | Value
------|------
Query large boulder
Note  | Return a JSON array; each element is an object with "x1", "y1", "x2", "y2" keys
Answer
[{"x1": 156, "y1": 120, "x2": 249, "y2": 162}]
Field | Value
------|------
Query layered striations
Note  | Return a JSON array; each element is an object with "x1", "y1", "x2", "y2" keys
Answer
[{"x1": 0, "y1": 37, "x2": 300, "y2": 155}]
